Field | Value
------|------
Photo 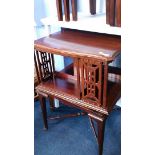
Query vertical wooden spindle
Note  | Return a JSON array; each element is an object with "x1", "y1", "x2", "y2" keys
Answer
[
  {"x1": 56, "y1": 0, "x2": 63, "y2": 21},
  {"x1": 51, "y1": 54, "x2": 55, "y2": 76},
  {"x1": 34, "y1": 50, "x2": 41, "y2": 83},
  {"x1": 106, "y1": 0, "x2": 110, "y2": 24},
  {"x1": 63, "y1": 0, "x2": 70, "y2": 21},
  {"x1": 71, "y1": 0, "x2": 77, "y2": 21},
  {"x1": 48, "y1": 53, "x2": 53, "y2": 79},
  {"x1": 36, "y1": 51, "x2": 43, "y2": 81},
  {"x1": 115, "y1": 0, "x2": 121, "y2": 27},
  {"x1": 89, "y1": 0, "x2": 96, "y2": 15},
  {"x1": 106, "y1": 0, "x2": 116, "y2": 26},
  {"x1": 76, "y1": 58, "x2": 81, "y2": 99},
  {"x1": 98, "y1": 62, "x2": 103, "y2": 106},
  {"x1": 109, "y1": 0, "x2": 115, "y2": 26},
  {"x1": 103, "y1": 62, "x2": 108, "y2": 110}
]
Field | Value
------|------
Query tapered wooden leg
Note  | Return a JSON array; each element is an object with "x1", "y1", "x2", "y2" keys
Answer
[
  {"x1": 115, "y1": 0, "x2": 121, "y2": 27},
  {"x1": 97, "y1": 119, "x2": 106, "y2": 155},
  {"x1": 56, "y1": 0, "x2": 63, "y2": 21},
  {"x1": 89, "y1": 0, "x2": 96, "y2": 15},
  {"x1": 106, "y1": 0, "x2": 115, "y2": 26},
  {"x1": 49, "y1": 96, "x2": 55, "y2": 111},
  {"x1": 71, "y1": 0, "x2": 77, "y2": 21},
  {"x1": 63, "y1": 0, "x2": 70, "y2": 21},
  {"x1": 39, "y1": 95, "x2": 48, "y2": 130}
]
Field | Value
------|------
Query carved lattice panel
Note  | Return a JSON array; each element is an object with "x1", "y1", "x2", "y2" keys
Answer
[
  {"x1": 80, "y1": 58, "x2": 103, "y2": 106},
  {"x1": 34, "y1": 50, "x2": 54, "y2": 82}
]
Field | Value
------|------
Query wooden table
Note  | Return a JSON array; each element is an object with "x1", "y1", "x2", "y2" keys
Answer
[{"x1": 34, "y1": 28, "x2": 121, "y2": 155}]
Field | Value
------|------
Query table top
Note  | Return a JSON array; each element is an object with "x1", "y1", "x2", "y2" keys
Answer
[{"x1": 34, "y1": 29, "x2": 121, "y2": 61}]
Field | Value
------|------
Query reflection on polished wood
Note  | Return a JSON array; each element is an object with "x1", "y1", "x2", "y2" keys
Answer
[
  {"x1": 34, "y1": 28, "x2": 121, "y2": 155},
  {"x1": 35, "y1": 29, "x2": 121, "y2": 61}
]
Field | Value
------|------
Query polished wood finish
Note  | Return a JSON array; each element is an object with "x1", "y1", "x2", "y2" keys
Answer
[
  {"x1": 71, "y1": 0, "x2": 77, "y2": 21},
  {"x1": 106, "y1": 0, "x2": 110, "y2": 25},
  {"x1": 39, "y1": 94, "x2": 48, "y2": 130},
  {"x1": 109, "y1": 0, "x2": 115, "y2": 26},
  {"x1": 34, "y1": 29, "x2": 121, "y2": 155},
  {"x1": 63, "y1": 0, "x2": 70, "y2": 21},
  {"x1": 35, "y1": 29, "x2": 121, "y2": 61},
  {"x1": 55, "y1": 0, "x2": 121, "y2": 27},
  {"x1": 34, "y1": 76, "x2": 39, "y2": 101},
  {"x1": 88, "y1": 113, "x2": 107, "y2": 155},
  {"x1": 34, "y1": 64, "x2": 39, "y2": 100},
  {"x1": 106, "y1": 0, "x2": 121, "y2": 27},
  {"x1": 56, "y1": 0, "x2": 77, "y2": 21},
  {"x1": 56, "y1": 0, "x2": 63, "y2": 21},
  {"x1": 103, "y1": 61, "x2": 108, "y2": 111},
  {"x1": 36, "y1": 67, "x2": 120, "y2": 113},
  {"x1": 115, "y1": 0, "x2": 121, "y2": 27},
  {"x1": 97, "y1": 119, "x2": 106, "y2": 155},
  {"x1": 80, "y1": 58, "x2": 103, "y2": 106},
  {"x1": 49, "y1": 96, "x2": 55, "y2": 111}
]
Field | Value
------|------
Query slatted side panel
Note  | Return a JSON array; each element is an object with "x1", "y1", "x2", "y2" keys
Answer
[
  {"x1": 79, "y1": 58, "x2": 103, "y2": 107},
  {"x1": 103, "y1": 62, "x2": 108, "y2": 110},
  {"x1": 34, "y1": 50, "x2": 55, "y2": 82}
]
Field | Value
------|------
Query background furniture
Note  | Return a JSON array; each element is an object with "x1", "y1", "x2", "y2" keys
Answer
[
  {"x1": 56, "y1": 0, "x2": 121, "y2": 27},
  {"x1": 56, "y1": 0, "x2": 97, "y2": 21},
  {"x1": 106, "y1": 0, "x2": 121, "y2": 27},
  {"x1": 56, "y1": 0, "x2": 77, "y2": 21},
  {"x1": 34, "y1": 28, "x2": 121, "y2": 155}
]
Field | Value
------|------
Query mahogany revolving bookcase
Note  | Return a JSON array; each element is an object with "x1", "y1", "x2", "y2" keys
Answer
[{"x1": 34, "y1": 28, "x2": 121, "y2": 155}]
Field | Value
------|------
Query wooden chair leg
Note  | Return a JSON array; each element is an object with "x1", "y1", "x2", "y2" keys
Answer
[
  {"x1": 39, "y1": 94, "x2": 48, "y2": 130},
  {"x1": 89, "y1": 0, "x2": 96, "y2": 15},
  {"x1": 71, "y1": 0, "x2": 77, "y2": 21},
  {"x1": 97, "y1": 119, "x2": 106, "y2": 155},
  {"x1": 63, "y1": 0, "x2": 70, "y2": 21},
  {"x1": 56, "y1": 0, "x2": 63, "y2": 21}
]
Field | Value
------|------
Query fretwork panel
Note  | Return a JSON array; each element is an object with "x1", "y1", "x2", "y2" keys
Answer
[
  {"x1": 80, "y1": 58, "x2": 103, "y2": 106},
  {"x1": 34, "y1": 50, "x2": 54, "y2": 82}
]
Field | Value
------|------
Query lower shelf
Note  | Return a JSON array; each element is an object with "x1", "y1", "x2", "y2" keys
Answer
[{"x1": 36, "y1": 73, "x2": 120, "y2": 115}]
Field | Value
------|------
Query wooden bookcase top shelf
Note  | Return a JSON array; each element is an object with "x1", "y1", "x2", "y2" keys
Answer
[{"x1": 35, "y1": 28, "x2": 121, "y2": 61}]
